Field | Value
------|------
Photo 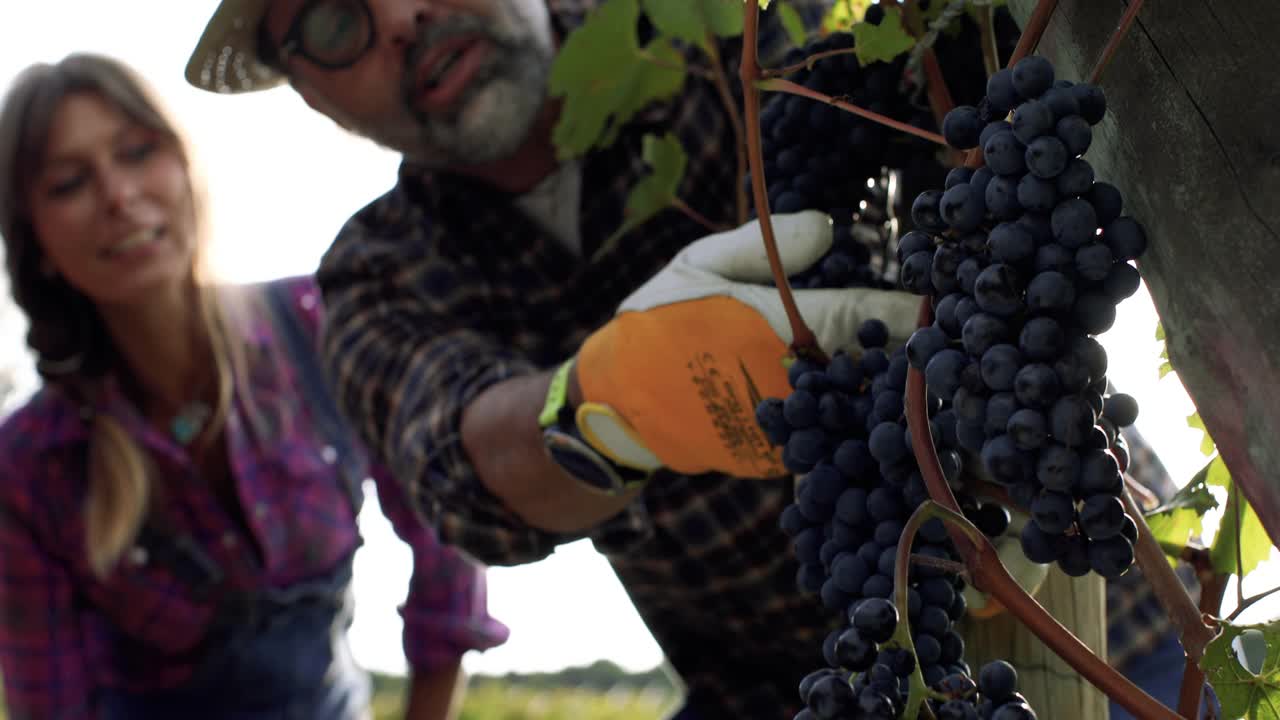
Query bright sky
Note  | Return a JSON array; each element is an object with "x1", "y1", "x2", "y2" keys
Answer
[{"x1": 1, "y1": 0, "x2": 1275, "y2": 681}]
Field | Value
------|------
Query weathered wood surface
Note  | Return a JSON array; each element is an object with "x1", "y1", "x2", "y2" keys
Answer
[
  {"x1": 963, "y1": 568, "x2": 1108, "y2": 720},
  {"x1": 1005, "y1": 0, "x2": 1280, "y2": 545}
]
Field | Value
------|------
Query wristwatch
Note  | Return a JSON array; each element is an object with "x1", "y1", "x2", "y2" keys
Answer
[{"x1": 539, "y1": 359, "x2": 654, "y2": 496}]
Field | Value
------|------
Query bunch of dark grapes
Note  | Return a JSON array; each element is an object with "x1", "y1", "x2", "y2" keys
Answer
[
  {"x1": 756, "y1": 321, "x2": 1029, "y2": 719},
  {"x1": 756, "y1": 31, "x2": 937, "y2": 218},
  {"x1": 903, "y1": 54, "x2": 1148, "y2": 580},
  {"x1": 754, "y1": 9, "x2": 1020, "y2": 294}
]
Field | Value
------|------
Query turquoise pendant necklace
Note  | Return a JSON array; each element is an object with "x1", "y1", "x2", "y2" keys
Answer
[{"x1": 171, "y1": 400, "x2": 212, "y2": 446}]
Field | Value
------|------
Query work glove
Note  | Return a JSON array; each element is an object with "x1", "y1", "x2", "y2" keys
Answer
[{"x1": 569, "y1": 210, "x2": 920, "y2": 479}]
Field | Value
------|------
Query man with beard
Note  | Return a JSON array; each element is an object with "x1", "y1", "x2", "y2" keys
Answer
[{"x1": 186, "y1": 1, "x2": 925, "y2": 716}]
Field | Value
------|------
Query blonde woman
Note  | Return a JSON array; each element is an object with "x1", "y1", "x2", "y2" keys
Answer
[{"x1": 0, "y1": 53, "x2": 508, "y2": 720}]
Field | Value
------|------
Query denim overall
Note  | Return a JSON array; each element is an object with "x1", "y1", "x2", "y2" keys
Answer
[{"x1": 97, "y1": 283, "x2": 373, "y2": 719}]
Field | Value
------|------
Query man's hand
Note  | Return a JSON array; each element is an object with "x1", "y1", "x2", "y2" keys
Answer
[{"x1": 571, "y1": 211, "x2": 920, "y2": 479}]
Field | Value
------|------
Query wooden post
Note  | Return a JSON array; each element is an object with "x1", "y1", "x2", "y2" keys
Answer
[{"x1": 962, "y1": 568, "x2": 1109, "y2": 719}]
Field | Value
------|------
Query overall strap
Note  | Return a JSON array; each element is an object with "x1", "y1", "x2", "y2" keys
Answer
[{"x1": 261, "y1": 281, "x2": 366, "y2": 519}]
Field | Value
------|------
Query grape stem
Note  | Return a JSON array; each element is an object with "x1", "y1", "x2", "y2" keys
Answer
[
  {"x1": 1228, "y1": 583, "x2": 1280, "y2": 622},
  {"x1": 911, "y1": 552, "x2": 971, "y2": 581},
  {"x1": 1006, "y1": 0, "x2": 1061, "y2": 73},
  {"x1": 895, "y1": 502, "x2": 978, "y2": 720},
  {"x1": 755, "y1": 77, "x2": 949, "y2": 147},
  {"x1": 1179, "y1": 572, "x2": 1227, "y2": 719},
  {"x1": 701, "y1": 33, "x2": 750, "y2": 225},
  {"x1": 1125, "y1": 472, "x2": 1161, "y2": 510},
  {"x1": 1088, "y1": 0, "x2": 1146, "y2": 84},
  {"x1": 670, "y1": 197, "x2": 729, "y2": 234},
  {"x1": 976, "y1": 2, "x2": 1002, "y2": 78},
  {"x1": 907, "y1": 299, "x2": 1186, "y2": 720},
  {"x1": 738, "y1": 0, "x2": 823, "y2": 359},
  {"x1": 636, "y1": 48, "x2": 715, "y2": 80},
  {"x1": 761, "y1": 48, "x2": 860, "y2": 79},
  {"x1": 1119, "y1": 487, "x2": 1219, "y2": 665}
]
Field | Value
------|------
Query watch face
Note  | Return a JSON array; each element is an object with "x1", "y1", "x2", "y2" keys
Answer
[{"x1": 543, "y1": 428, "x2": 626, "y2": 495}]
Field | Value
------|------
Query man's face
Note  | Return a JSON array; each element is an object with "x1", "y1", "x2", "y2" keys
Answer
[{"x1": 263, "y1": 0, "x2": 555, "y2": 167}]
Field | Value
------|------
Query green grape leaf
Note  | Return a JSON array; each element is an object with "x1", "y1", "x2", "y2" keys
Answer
[
  {"x1": 776, "y1": 2, "x2": 808, "y2": 47},
  {"x1": 1145, "y1": 459, "x2": 1220, "y2": 564},
  {"x1": 1186, "y1": 412, "x2": 1217, "y2": 457},
  {"x1": 607, "y1": 133, "x2": 688, "y2": 244},
  {"x1": 1156, "y1": 321, "x2": 1166, "y2": 341},
  {"x1": 549, "y1": 0, "x2": 687, "y2": 159},
  {"x1": 1201, "y1": 620, "x2": 1280, "y2": 720},
  {"x1": 642, "y1": 0, "x2": 743, "y2": 47},
  {"x1": 1158, "y1": 361, "x2": 1174, "y2": 379},
  {"x1": 851, "y1": 7, "x2": 916, "y2": 65},
  {"x1": 1210, "y1": 462, "x2": 1272, "y2": 577},
  {"x1": 822, "y1": 0, "x2": 872, "y2": 32}
]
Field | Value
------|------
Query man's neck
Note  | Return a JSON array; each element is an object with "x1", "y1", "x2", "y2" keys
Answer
[{"x1": 449, "y1": 100, "x2": 563, "y2": 195}]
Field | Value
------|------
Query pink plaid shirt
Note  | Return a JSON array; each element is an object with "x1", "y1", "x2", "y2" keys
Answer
[{"x1": 0, "y1": 275, "x2": 508, "y2": 720}]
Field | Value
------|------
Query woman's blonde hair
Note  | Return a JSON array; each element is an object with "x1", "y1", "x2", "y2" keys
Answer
[{"x1": 0, "y1": 53, "x2": 240, "y2": 577}]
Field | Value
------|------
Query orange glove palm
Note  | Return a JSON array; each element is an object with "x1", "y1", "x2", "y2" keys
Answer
[{"x1": 573, "y1": 212, "x2": 920, "y2": 479}]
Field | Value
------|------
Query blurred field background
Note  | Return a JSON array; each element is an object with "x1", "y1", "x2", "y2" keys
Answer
[
  {"x1": 0, "y1": 661, "x2": 682, "y2": 719},
  {"x1": 373, "y1": 661, "x2": 682, "y2": 720}
]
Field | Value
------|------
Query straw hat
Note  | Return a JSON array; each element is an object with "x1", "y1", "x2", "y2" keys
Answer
[{"x1": 185, "y1": 0, "x2": 285, "y2": 94}]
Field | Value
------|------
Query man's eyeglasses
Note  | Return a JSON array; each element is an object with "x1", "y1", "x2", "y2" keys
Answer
[{"x1": 277, "y1": 0, "x2": 377, "y2": 70}]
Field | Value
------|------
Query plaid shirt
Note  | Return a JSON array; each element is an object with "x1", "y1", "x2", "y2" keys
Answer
[
  {"x1": 1106, "y1": 424, "x2": 1199, "y2": 670},
  {"x1": 316, "y1": 1, "x2": 834, "y2": 716},
  {"x1": 0, "y1": 276, "x2": 508, "y2": 720}
]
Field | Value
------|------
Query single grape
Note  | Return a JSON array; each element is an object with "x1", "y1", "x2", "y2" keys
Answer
[
  {"x1": 1072, "y1": 83, "x2": 1108, "y2": 124},
  {"x1": 974, "y1": 264, "x2": 1024, "y2": 317},
  {"x1": 1026, "y1": 136, "x2": 1068, "y2": 179},
  {"x1": 1103, "y1": 392, "x2": 1140, "y2": 427},
  {"x1": 986, "y1": 69, "x2": 1021, "y2": 115},
  {"x1": 975, "y1": 503, "x2": 1012, "y2": 537},
  {"x1": 984, "y1": 131, "x2": 1028, "y2": 176},
  {"x1": 1015, "y1": 102, "x2": 1056, "y2": 149},
  {"x1": 1104, "y1": 216, "x2": 1148, "y2": 260},
  {"x1": 1036, "y1": 443, "x2": 1080, "y2": 492},
  {"x1": 1088, "y1": 534, "x2": 1135, "y2": 578},
  {"x1": 944, "y1": 105, "x2": 984, "y2": 149},
  {"x1": 1011, "y1": 55, "x2": 1054, "y2": 98},
  {"x1": 979, "y1": 660, "x2": 1019, "y2": 702},
  {"x1": 852, "y1": 597, "x2": 899, "y2": 644},
  {"x1": 1017, "y1": 175, "x2": 1058, "y2": 214},
  {"x1": 1086, "y1": 182, "x2": 1123, "y2": 225},
  {"x1": 1020, "y1": 522, "x2": 1061, "y2": 564},
  {"x1": 913, "y1": 189, "x2": 948, "y2": 233},
  {"x1": 1051, "y1": 198, "x2": 1099, "y2": 248},
  {"x1": 989, "y1": 222, "x2": 1036, "y2": 265},
  {"x1": 1056, "y1": 114, "x2": 1093, "y2": 156},
  {"x1": 1080, "y1": 494, "x2": 1128, "y2": 540},
  {"x1": 1030, "y1": 491, "x2": 1076, "y2": 534}
]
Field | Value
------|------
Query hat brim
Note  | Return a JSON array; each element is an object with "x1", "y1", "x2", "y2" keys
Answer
[{"x1": 185, "y1": 0, "x2": 286, "y2": 94}]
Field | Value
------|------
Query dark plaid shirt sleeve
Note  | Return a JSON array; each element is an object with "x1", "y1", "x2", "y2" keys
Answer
[{"x1": 316, "y1": 209, "x2": 652, "y2": 567}]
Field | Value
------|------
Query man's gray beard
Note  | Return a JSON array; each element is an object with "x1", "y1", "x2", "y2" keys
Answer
[
  {"x1": 353, "y1": 15, "x2": 553, "y2": 168},
  {"x1": 413, "y1": 42, "x2": 551, "y2": 166}
]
